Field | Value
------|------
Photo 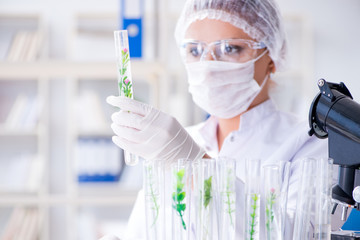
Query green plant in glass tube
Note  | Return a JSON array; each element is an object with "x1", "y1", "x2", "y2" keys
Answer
[
  {"x1": 203, "y1": 176, "x2": 212, "y2": 208},
  {"x1": 146, "y1": 165, "x2": 160, "y2": 227},
  {"x1": 265, "y1": 188, "x2": 276, "y2": 238},
  {"x1": 172, "y1": 168, "x2": 187, "y2": 230},
  {"x1": 118, "y1": 47, "x2": 132, "y2": 98},
  {"x1": 114, "y1": 30, "x2": 138, "y2": 166},
  {"x1": 225, "y1": 169, "x2": 235, "y2": 227},
  {"x1": 249, "y1": 193, "x2": 259, "y2": 240},
  {"x1": 218, "y1": 158, "x2": 236, "y2": 240},
  {"x1": 114, "y1": 30, "x2": 133, "y2": 99}
]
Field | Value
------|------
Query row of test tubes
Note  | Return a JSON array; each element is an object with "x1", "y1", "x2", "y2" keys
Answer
[{"x1": 142, "y1": 157, "x2": 295, "y2": 240}]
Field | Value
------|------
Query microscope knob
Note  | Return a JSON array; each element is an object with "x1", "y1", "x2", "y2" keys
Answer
[{"x1": 353, "y1": 186, "x2": 360, "y2": 203}]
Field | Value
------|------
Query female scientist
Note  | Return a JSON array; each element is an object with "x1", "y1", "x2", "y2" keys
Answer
[{"x1": 106, "y1": 0, "x2": 328, "y2": 238}]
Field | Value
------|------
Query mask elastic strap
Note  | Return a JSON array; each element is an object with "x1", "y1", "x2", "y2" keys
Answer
[
  {"x1": 253, "y1": 49, "x2": 269, "y2": 63},
  {"x1": 251, "y1": 49, "x2": 270, "y2": 93},
  {"x1": 259, "y1": 72, "x2": 270, "y2": 89},
  {"x1": 248, "y1": 68, "x2": 270, "y2": 102}
]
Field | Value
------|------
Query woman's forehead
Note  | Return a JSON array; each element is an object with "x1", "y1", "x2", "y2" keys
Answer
[{"x1": 184, "y1": 18, "x2": 254, "y2": 43}]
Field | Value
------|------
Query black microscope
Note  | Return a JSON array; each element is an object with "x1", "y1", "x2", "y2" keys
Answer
[{"x1": 309, "y1": 79, "x2": 360, "y2": 239}]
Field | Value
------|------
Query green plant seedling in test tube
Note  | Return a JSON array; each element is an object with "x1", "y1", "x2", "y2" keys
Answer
[{"x1": 114, "y1": 30, "x2": 138, "y2": 166}]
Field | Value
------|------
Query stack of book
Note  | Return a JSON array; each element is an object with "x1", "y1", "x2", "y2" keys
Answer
[
  {"x1": 3, "y1": 94, "x2": 43, "y2": 130},
  {"x1": 6, "y1": 31, "x2": 43, "y2": 62},
  {"x1": 0, "y1": 207, "x2": 42, "y2": 240},
  {"x1": 0, "y1": 154, "x2": 43, "y2": 193}
]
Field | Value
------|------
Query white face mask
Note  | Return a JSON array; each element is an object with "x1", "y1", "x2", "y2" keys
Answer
[{"x1": 185, "y1": 51, "x2": 268, "y2": 119}]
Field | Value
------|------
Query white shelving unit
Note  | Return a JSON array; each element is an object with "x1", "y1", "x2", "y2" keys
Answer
[
  {"x1": 0, "y1": 75, "x2": 49, "y2": 240},
  {"x1": 0, "y1": 8, "x2": 168, "y2": 239},
  {"x1": 0, "y1": 14, "x2": 49, "y2": 240},
  {"x1": 0, "y1": 61, "x2": 165, "y2": 240}
]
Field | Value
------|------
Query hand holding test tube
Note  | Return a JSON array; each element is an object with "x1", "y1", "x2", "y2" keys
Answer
[{"x1": 114, "y1": 30, "x2": 139, "y2": 166}]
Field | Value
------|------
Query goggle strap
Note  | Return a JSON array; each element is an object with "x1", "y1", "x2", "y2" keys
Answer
[{"x1": 259, "y1": 42, "x2": 266, "y2": 49}]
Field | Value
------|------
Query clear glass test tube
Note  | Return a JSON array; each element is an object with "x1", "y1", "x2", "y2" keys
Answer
[
  {"x1": 280, "y1": 162, "x2": 291, "y2": 239},
  {"x1": 293, "y1": 158, "x2": 317, "y2": 240},
  {"x1": 245, "y1": 158, "x2": 261, "y2": 240},
  {"x1": 171, "y1": 159, "x2": 191, "y2": 240},
  {"x1": 192, "y1": 158, "x2": 217, "y2": 240},
  {"x1": 314, "y1": 158, "x2": 333, "y2": 240},
  {"x1": 263, "y1": 164, "x2": 282, "y2": 240},
  {"x1": 217, "y1": 157, "x2": 236, "y2": 240},
  {"x1": 113, "y1": 30, "x2": 138, "y2": 166},
  {"x1": 143, "y1": 160, "x2": 165, "y2": 240}
]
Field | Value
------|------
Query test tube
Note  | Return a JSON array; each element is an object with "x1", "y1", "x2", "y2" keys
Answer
[
  {"x1": 192, "y1": 158, "x2": 217, "y2": 240},
  {"x1": 217, "y1": 157, "x2": 236, "y2": 240},
  {"x1": 171, "y1": 159, "x2": 192, "y2": 240},
  {"x1": 263, "y1": 164, "x2": 282, "y2": 240},
  {"x1": 293, "y1": 158, "x2": 317, "y2": 240},
  {"x1": 245, "y1": 158, "x2": 261, "y2": 240},
  {"x1": 143, "y1": 160, "x2": 165, "y2": 240},
  {"x1": 113, "y1": 30, "x2": 138, "y2": 166},
  {"x1": 314, "y1": 158, "x2": 333, "y2": 240},
  {"x1": 280, "y1": 162, "x2": 291, "y2": 239}
]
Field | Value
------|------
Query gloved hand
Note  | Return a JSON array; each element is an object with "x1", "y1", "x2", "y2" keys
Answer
[{"x1": 106, "y1": 96, "x2": 205, "y2": 164}]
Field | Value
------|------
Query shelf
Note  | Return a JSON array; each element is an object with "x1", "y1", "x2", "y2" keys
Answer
[
  {"x1": 77, "y1": 182, "x2": 139, "y2": 195},
  {"x1": 0, "y1": 193, "x2": 138, "y2": 206},
  {"x1": 0, "y1": 124, "x2": 44, "y2": 136},
  {"x1": 0, "y1": 61, "x2": 164, "y2": 80},
  {"x1": 0, "y1": 127, "x2": 38, "y2": 136}
]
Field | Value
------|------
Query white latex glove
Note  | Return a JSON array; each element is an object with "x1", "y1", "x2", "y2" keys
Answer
[{"x1": 106, "y1": 96, "x2": 205, "y2": 163}]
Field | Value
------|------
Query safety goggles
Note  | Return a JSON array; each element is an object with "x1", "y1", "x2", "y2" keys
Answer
[{"x1": 180, "y1": 39, "x2": 266, "y2": 63}]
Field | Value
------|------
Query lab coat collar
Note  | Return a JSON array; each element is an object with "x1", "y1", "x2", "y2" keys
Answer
[
  {"x1": 238, "y1": 99, "x2": 277, "y2": 130},
  {"x1": 198, "y1": 115, "x2": 219, "y2": 156},
  {"x1": 198, "y1": 99, "x2": 277, "y2": 155}
]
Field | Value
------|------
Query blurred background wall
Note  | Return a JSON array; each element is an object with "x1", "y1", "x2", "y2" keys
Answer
[{"x1": 0, "y1": 0, "x2": 359, "y2": 239}]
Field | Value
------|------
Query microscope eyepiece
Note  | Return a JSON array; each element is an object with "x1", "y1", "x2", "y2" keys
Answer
[{"x1": 309, "y1": 79, "x2": 360, "y2": 208}]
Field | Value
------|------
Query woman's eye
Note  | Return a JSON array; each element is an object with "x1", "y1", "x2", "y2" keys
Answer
[
  {"x1": 189, "y1": 47, "x2": 200, "y2": 57},
  {"x1": 224, "y1": 45, "x2": 243, "y2": 54}
]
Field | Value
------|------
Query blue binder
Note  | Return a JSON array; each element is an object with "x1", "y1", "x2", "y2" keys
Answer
[{"x1": 120, "y1": 0, "x2": 143, "y2": 58}]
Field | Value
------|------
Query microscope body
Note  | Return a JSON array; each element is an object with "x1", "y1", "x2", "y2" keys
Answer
[{"x1": 309, "y1": 79, "x2": 360, "y2": 239}]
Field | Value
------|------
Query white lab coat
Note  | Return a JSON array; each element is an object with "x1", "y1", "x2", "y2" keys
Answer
[{"x1": 125, "y1": 99, "x2": 329, "y2": 240}]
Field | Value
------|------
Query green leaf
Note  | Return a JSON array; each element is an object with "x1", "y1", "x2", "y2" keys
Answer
[
  {"x1": 204, "y1": 196, "x2": 211, "y2": 208},
  {"x1": 177, "y1": 203, "x2": 186, "y2": 212},
  {"x1": 203, "y1": 176, "x2": 212, "y2": 208},
  {"x1": 205, "y1": 177, "x2": 212, "y2": 187},
  {"x1": 177, "y1": 182, "x2": 184, "y2": 192},
  {"x1": 118, "y1": 81, "x2": 122, "y2": 92},
  {"x1": 177, "y1": 191, "x2": 186, "y2": 201},
  {"x1": 177, "y1": 169, "x2": 185, "y2": 180}
]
